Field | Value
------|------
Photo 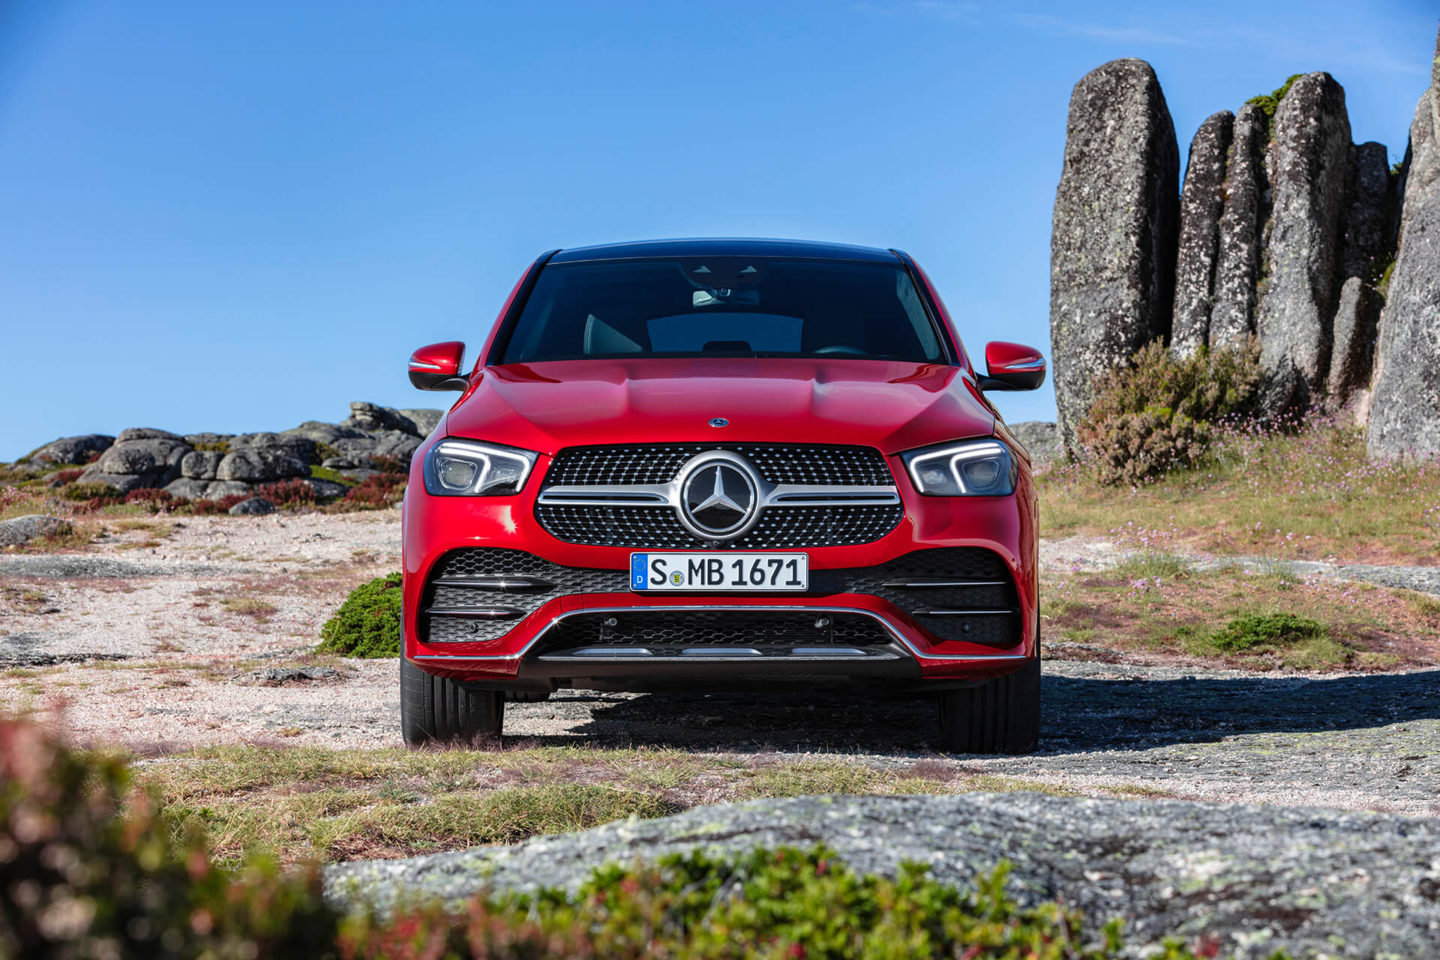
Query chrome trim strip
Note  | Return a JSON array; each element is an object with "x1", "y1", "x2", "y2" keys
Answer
[
  {"x1": 411, "y1": 604, "x2": 1027, "y2": 662},
  {"x1": 537, "y1": 480, "x2": 900, "y2": 514},
  {"x1": 431, "y1": 576, "x2": 557, "y2": 591},
  {"x1": 1000, "y1": 358, "x2": 1046, "y2": 371},
  {"x1": 424, "y1": 606, "x2": 525, "y2": 619},
  {"x1": 881, "y1": 579, "x2": 1008, "y2": 589},
  {"x1": 912, "y1": 608, "x2": 1017, "y2": 617},
  {"x1": 408, "y1": 358, "x2": 445, "y2": 371}
]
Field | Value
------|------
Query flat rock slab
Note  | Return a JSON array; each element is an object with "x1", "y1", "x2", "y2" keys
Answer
[
  {"x1": 0, "y1": 555, "x2": 235, "y2": 579},
  {"x1": 325, "y1": 793, "x2": 1440, "y2": 959}
]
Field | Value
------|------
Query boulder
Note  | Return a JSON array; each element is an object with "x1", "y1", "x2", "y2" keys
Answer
[
  {"x1": 28, "y1": 434, "x2": 114, "y2": 465},
  {"x1": 1210, "y1": 103, "x2": 1269, "y2": 349},
  {"x1": 1325, "y1": 276, "x2": 1382, "y2": 414},
  {"x1": 229, "y1": 432, "x2": 317, "y2": 463},
  {"x1": 1006, "y1": 421, "x2": 1061, "y2": 463},
  {"x1": 162, "y1": 478, "x2": 213, "y2": 501},
  {"x1": 215, "y1": 449, "x2": 309, "y2": 483},
  {"x1": 400, "y1": 408, "x2": 444, "y2": 437},
  {"x1": 1049, "y1": 59, "x2": 1179, "y2": 450},
  {"x1": 72, "y1": 471, "x2": 149, "y2": 494},
  {"x1": 179, "y1": 449, "x2": 223, "y2": 480},
  {"x1": 306, "y1": 478, "x2": 349, "y2": 500},
  {"x1": 1254, "y1": 72, "x2": 1352, "y2": 415},
  {"x1": 0, "y1": 515, "x2": 72, "y2": 547},
  {"x1": 204, "y1": 480, "x2": 252, "y2": 500},
  {"x1": 343, "y1": 402, "x2": 418, "y2": 436},
  {"x1": 333, "y1": 431, "x2": 421, "y2": 465},
  {"x1": 1171, "y1": 110, "x2": 1234, "y2": 357},
  {"x1": 282, "y1": 421, "x2": 367, "y2": 445},
  {"x1": 1369, "y1": 25, "x2": 1440, "y2": 458},
  {"x1": 114, "y1": 428, "x2": 185, "y2": 443},
  {"x1": 91, "y1": 437, "x2": 191, "y2": 480},
  {"x1": 164, "y1": 478, "x2": 252, "y2": 502},
  {"x1": 1342, "y1": 141, "x2": 1396, "y2": 280},
  {"x1": 228, "y1": 497, "x2": 275, "y2": 516}
]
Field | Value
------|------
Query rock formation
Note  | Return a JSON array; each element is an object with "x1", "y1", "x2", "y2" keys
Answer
[
  {"x1": 1209, "y1": 103, "x2": 1270, "y2": 349},
  {"x1": 1254, "y1": 73, "x2": 1353, "y2": 415},
  {"x1": 1170, "y1": 111, "x2": 1233, "y2": 357},
  {"x1": 19, "y1": 403, "x2": 444, "y2": 501},
  {"x1": 1368, "y1": 25, "x2": 1440, "y2": 458},
  {"x1": 1049, "y1": 58, "x2": 1179, "y2": 449}
]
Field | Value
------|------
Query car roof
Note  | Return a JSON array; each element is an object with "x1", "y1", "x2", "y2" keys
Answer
[{"x1": 547, "y1": 238, "x2": 903, "y2": 264}]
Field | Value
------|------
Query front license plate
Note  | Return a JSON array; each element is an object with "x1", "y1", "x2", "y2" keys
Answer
[{"x1": 630, "y1": 552, "x2": 809, "y2": 591}]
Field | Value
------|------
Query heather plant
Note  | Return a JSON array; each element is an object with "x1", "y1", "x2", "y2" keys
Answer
[
  {"x1": 1074, "y1": 339, "x2": 1261, "y2": 486},
  {"x1": 317, "y1": 573, "x2": 403, "y2": 657},
  {"x1": 0, "y1": 715, "x2": 338, "y2": 959},
  {"x1": 257, "y1": 478, "x2": 318, "y2": 507}
]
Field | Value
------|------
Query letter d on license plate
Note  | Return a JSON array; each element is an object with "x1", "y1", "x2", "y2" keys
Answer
[{"x1": 630, "y1": 553, "x2": 809, "y2": 591}]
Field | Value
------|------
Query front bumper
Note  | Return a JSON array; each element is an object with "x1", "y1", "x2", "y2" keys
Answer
[{"x1": 403, "y1": 452, "x2": 1038, "y2": 688}]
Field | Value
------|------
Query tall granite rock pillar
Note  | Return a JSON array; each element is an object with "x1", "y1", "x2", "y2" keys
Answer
[
  {"x1": 1171, "y1": 111, "x2": 1234, "y2": 357},
  {"x1": 1368, "y1": 25, "x2": 1440, "y2": 458},
  {"x1": 1050, "y1": 59, "x2": 1180, "y2": 450},
  {"x1": 1210, "y1": 104, "x2": 1269, "y2": 349},
  {"x1": 1254, "y1": 72, "x2": 1352, "y2": 415}
]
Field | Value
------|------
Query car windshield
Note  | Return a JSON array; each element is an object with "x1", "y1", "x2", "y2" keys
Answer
[{"x1": 498, "y1": 258, "x2": 946, "y2": 364}]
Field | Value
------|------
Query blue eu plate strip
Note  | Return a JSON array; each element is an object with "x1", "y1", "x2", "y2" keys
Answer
[{"x1": 630, "y1": 554, "x2": 649, "y2": 589}]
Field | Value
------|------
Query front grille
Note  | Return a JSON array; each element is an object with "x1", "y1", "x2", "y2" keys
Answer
[
  {"x1": 535, "y1": 610, "x2": 892, "y2": 654},
  {"x1": 535, "y1": 502, "x2": 904, "y2": 549},
  {"x1": 537, "y1": 443, "x2": 902, "y2": 549},
  {"x1": 544, "y1": 444, "x2": 894, "y2": 487},
  {"x1": 421, "y1": 548, "x2": 616, "y2": 644}
]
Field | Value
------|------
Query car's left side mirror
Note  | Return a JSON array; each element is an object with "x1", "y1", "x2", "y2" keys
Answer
[
  {"x1": 408, "y1": 341, "x2": 469, "y2": 391},
  {"x1": 977, "y1": 341, "x2": 1046, "y2": 392}
]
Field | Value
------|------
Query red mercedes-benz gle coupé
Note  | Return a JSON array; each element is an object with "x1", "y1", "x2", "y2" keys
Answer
[{"x1": 400, "y1": 239, "x2": 1046, "y2": 753}]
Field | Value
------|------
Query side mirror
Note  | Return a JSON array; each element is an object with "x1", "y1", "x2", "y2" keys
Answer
[
  {"x1": 408, "y1": 341, "x2": 469, "y2": 391},
  {"x1": 977, "y1": 341, "x2": 1046, "y2": 392}
]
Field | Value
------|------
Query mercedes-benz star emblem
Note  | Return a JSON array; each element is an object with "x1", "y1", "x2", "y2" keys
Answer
[
  {"x1": 678, "y1": 455, "x2": 760, "y2": 540},
  {"x1": 709, "y1": 417, "x2": 729, "y2": 428}
]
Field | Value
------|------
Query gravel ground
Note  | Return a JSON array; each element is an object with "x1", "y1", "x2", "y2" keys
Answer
[
  {"x1": 4, "y1": 515, "x2": 1438, "y2": 815},
  {"x1": 324, "y1": 793, "x2": 1440, "y2": 959}
]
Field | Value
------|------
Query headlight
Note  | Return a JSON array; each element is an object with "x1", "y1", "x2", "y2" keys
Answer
[
  {"x1": 422, "y1": 439, "x2": 538, "y2": 496},
  {"x1": 903, "y1": 439, "x2": 1017, "y2": 496}
]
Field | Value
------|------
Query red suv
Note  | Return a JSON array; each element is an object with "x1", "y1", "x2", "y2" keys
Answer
[{"x1": 400, "y1": 239, "x2": 1045, "y2": 753}]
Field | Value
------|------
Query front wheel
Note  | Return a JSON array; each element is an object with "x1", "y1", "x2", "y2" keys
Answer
[
  {"x1": 400, "y1": 657, "x2": 504, "y2": 746},
  {"x1": 937, "y1": 654, "x2": 1040, "y2": 754}
]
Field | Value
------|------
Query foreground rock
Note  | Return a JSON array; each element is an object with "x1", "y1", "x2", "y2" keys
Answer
[
  {"x1": 0, "y1": 515, "x2": 71, "y2": 547},
  {"x1": 325, "y1": 793, "x2": 1440, "y2": 958},
  {"x1": 1049, "y1": 58, "x2": 1179, "y2": 450},
  {"x1": 1369, "y1": 25, "x2": 1440, "y2": 458}
]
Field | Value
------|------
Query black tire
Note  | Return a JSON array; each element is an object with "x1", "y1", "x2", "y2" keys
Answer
[
  {"x1": 400, "y1": 657, "x2": 504, "y2": 746},
  {"x1": 937, "y1": 654, "x2": 1040, "y2": 754}
]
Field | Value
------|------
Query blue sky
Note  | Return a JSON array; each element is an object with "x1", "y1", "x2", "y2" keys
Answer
[{"x1": 0, "y1": 0, "x2": 1435, "y2": 459}]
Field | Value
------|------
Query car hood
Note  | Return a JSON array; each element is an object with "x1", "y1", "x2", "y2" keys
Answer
[{"x1": 444, "y1": 358, "x2": 996, "y2": 456}]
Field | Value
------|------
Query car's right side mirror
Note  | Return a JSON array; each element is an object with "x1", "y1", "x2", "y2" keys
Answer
[
  {"x1": 977, "y1": 341, "x2": 1046, "y2": 392},
  {"x1": 408, "y1": 341, "x2": 469, "y2": 391}
]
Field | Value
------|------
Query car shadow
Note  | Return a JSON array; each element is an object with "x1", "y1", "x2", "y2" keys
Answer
[{"x1": 509, "y1": 668, "x2": 1440, "y2": 756}]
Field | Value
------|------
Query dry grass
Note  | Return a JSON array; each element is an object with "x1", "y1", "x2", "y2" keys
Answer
[
  {"x1": 135, "y1": 746, "x2": 1109, "y2": 865},
  {"x1": 1040, "y1": 422, "x2": 1440, "y2": 565},
  {"x1": 1044, "y1": 553, "x2": 1440, "y2": 671}
]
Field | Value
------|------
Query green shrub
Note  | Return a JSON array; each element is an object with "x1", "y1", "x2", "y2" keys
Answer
[
  {"x1": 1209, "y1": 612, "x2": 1328, "y2": 652},
  {"x1": 1246, "y1": 73, "x2": 1303, "y2": 139},
  {"x1": 339, "y1": 846, "x2": 1224, "y2": 960},
  {"x1": 317, "y1": 573, "x2": 402, "y2": 657},
  {"x1": 61, "y1": 482, "x2": 124, "y2": 504},
  {"x1": 0, "y1": 715, "x2": 337, "y2": 959},
  {"x1": 1075, "y1": 339, "x2": 1261, "y2": 486}
]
